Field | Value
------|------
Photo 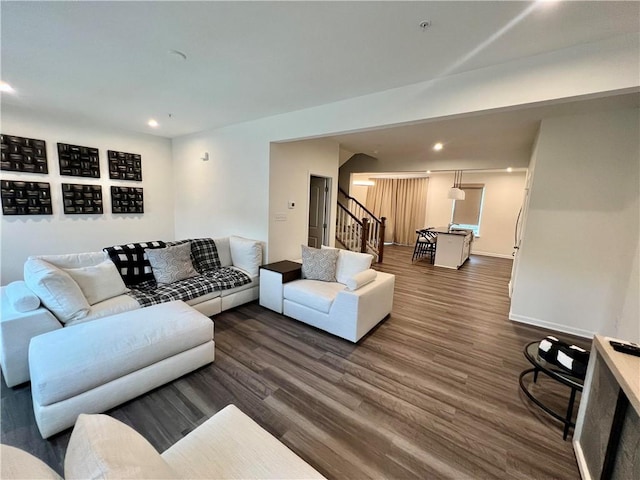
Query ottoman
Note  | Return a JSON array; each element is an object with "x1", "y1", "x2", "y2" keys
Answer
[{"x1": 29, "y1": 301, "x2": 214, "y2": 438}]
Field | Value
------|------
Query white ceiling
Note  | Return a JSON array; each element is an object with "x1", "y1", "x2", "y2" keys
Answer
[{"x1": 2, "y1": 0, "x2": 638, "y2": 142}]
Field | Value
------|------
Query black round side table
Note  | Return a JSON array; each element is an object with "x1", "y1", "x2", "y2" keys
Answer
[{"x1": 519, "y1": 341, "x2": 584, "y2": 440}]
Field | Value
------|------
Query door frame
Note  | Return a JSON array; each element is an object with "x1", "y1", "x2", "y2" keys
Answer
[{"x1": 308, "y1": 174, "x2": 332, "y2": 247}]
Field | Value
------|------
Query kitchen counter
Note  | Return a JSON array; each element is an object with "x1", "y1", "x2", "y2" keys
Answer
[{"x1": 432, "y1": 226, "x2": 473, "y2": 269}]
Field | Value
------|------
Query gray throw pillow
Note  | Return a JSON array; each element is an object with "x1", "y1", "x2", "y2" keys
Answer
[
  {"x1": 301, "y1": 245, "x2": 339, "y2": 282},
  {"x1": 145, "y1": 242, "x2": 198, "y2": 284}
]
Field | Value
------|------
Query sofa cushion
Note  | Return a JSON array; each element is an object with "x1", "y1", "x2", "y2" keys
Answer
[
  {"x1": 213, "y1": 237, "x2": 233, "y2": 267},
  {"x1": 65, "y1": 414, "x2": 178, "y2": 479},
  {"x1": 146, "y1": 242, "x2": 199, "y2": 284},
  {"x1": 229, "y1": 236, "x2": 262, "y2": 276},
  {"x1": 4, "y1": 281, "x2": 40, "y2": 312},
  {"x1": 68, "y1": 294, "x2": 141, "y2": 326},
  {"x1": 103, "y1": 241, "x2": 166, "y2": 287},
  {"x1": 345, "y1": 268, "x2": 377, "y2": 291},
  {"x1": 283, "y1": 279, "x2": 345, "y2": 314},
  {"x1": 301, "y1": 245, "x2": 338, "y2": 282},
  {"x1": 29, "y1": 301, "x2": 213, "y2": 406},
  {"x1": 322, "y1": 246, "x2": 373, "y2": 284},
  {"x1": 64, "y1": 260, "x2": 129, "y2": 305},
  {"x1": 24, "y1": 258, "x2": 90, "y2": 324},
  {"x1": 0, "y1": 444, "x2": 62, "y2": 480}
]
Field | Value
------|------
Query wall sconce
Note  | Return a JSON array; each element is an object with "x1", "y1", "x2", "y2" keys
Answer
[
  {"x1": 201, "y1": 152, "x2": 210, "y2": 162},
  {"x1": 447, "y1": 170, "x2": 465, "y2": 200}
]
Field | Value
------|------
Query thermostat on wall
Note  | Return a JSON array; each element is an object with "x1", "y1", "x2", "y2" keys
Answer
[{"x1": 288, "y1": 201, "x2": 295, "y2": 209}]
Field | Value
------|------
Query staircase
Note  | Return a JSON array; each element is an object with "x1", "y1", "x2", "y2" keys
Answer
[{"x1": 336, "y1": 187, "x2": 386, "y2": 262}]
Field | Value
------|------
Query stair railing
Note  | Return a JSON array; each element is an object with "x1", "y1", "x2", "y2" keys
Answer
[{"x1": 337, "y1": 187, "x2": 386, "y2": 262}]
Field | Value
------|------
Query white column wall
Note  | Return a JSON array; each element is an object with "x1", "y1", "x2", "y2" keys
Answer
[
  {"x1": 510, "y1": 108, "x2": 640, "y2": 341},
  {"x1": 269, "y1": 139, "x2": 339, "y2": 262},
  {"x1": 1, "y1": 106, "x2": 174, "y2": 284}
]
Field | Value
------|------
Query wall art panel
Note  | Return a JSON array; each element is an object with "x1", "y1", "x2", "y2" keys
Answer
[
  {"x1": 58, "y1": 143, "x2": 100, "y2": 178},
  {"x1": 0, "y1": 134, "x2": 48, "y2": 173},
  {"x1": 1, "y1": 180, "x2": 52, "y2": 215},
  {"x1": 62, "y1": 183, "x2": 103, "y2": 214},
  {"x1": 108, "y1": 150, "x2": 142, "y2": 181},
  {"x1": 111, "y1": 186, "x2": 144, "y2": 214}
]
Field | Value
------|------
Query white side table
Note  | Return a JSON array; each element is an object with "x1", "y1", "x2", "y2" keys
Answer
[{"x1": 259, "y1": 261, "x2": 302, "y2": 313}]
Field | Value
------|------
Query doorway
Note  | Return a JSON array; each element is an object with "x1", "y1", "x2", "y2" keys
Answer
[{"x1": 308, "y1": 175, "x2": 330, "y2": 248}]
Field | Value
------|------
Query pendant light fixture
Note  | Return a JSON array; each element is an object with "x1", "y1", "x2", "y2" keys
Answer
[{"x1": 447, "y1": 170, "x2": 466, "y2": 200}]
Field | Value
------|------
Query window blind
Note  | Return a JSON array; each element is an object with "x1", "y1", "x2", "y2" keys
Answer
[{"x1": 453, "y1": 184, "x2": 484, "y2": 225}]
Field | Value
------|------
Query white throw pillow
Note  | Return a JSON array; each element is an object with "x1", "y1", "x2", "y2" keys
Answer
[
  {"x1": 24, "y1": 258, "x2": 90, "y2": 324},
  {"x1": 213, "y1": 237, "x2": 233, "y2": 267},
  {"x1": 322, "y1": 246, "x2": 373, "y2": 284},
  {"x1": 5, "y1": 281, "x2": 41, "y2": 312},
  {"x1": 229, "y1": 236, "x2": 262, "y2": 276},
  {"x1": 64, "y1": 260, "x2": 129, "y2": 305},
  {"x1": 345, "y1": 268, "x2": 378, "y2": 291},
  {"x1": 145, "y1": 242, "x2": 199, "y2": 284},
  {"x1": 301, "y1": 245, "x2": 339, "y2": 282},
  {"x1": 65, "y1": 414, "x2": 178, "y2": 479}
]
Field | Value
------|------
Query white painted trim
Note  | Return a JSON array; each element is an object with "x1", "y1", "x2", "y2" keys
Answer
[
  {"x1": 573, "y1": 443, "x2": 593, "y2": 480},
  {"x1": 508, "y1": 312, "x2": 594, "y2": 338},
  {"x1": 471, "y1": 251, "x2": 514, "y2": 259}
]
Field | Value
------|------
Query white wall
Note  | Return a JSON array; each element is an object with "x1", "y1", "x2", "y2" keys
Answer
[
  {"x1": 269, "y1": 139, "x2": 339, "y2": 261},
  {"x1": 171, "y1": 122, "x2": 270, "y2": 243},
  {"x1": 1, "y1": 106, "x2": 174, "y2": 284},
  {"x1": 425, "y1": 171, "x2": 526, "y2": 257},
  {"x1": 510, "y1": 108, "x2": 640, "y2": 341}
]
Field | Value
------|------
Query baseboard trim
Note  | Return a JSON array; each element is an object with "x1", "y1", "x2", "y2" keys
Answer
[
  {"x1": 471, "y1": 251, "x2": 514, "y2": 259},
  {"x1": 509, "y1": 312, "x2": 594, "y2": 339}
]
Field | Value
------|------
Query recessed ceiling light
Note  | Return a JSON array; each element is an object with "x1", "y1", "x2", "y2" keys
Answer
[
  {"x1": 0, "y1": 81, "x2": 15, "y2": 93},
  {"x1": 147, "y1": 119, "x2": 159, "y2": 128},
  {"x1": 433, "y1": 143, "x2": 443, "y2": 151},
  {"x1": 426, "y1": 170, "x2": 431, "y2": 174},
  {"x1": 506, "y1": 167, "x2": 513, "y2": 172}
]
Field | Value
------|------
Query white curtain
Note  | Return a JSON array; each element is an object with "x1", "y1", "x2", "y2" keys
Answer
[{"x1": 366, "y1": 177, "x2": 428, "y2": 245}]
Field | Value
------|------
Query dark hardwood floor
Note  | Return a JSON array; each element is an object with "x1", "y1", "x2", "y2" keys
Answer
[{"x1": 1, "y1": 245, "x2": 587, "y2": 478}]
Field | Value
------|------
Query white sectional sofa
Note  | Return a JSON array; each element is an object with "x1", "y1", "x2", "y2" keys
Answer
[
  {"x1": 1, "y1": 404, "x2": 325, "y2": 479},
  {"x1": 0, "y1": 236, "x2": 263, "y2": 387}
]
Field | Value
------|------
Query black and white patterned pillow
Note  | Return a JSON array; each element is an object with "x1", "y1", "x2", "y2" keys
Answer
[
  {"x1": 145, "y1": 242, "x2": 199, "y2": 284},
  {"x1": 191, "y1": 238, "x2": 221, "y2": 272},
  {"x1": 103, "y1": 241, "x2": 166, "y2": 287},
  {"x1": 301, "y1": 245, "x2": 339, "y2": 282},
  {"x1": 165, "y1": 238, "x2": 221, "y2": 273}
]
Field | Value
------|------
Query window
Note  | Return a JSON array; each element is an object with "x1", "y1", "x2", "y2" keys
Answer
[{"x1": 452, "y1": 184, "x2": 485, "y2": 235}]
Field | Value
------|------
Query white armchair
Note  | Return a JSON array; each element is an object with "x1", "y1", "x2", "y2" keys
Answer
[{"x1": 282, "y1": 270, "x2": 395, "y2": 342}]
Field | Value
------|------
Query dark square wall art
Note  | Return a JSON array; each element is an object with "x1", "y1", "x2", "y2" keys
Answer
[
  {"x1": 108, "y1": 150, "x2": 142, "y2": 181},
  {"x1": 62, "y1": 183, "x2": 103, "y2": 214},
  {"x1": 58, "y1": 143, "x2": 100, "y2": 178},
  {"x1": 111, "y1": 186, "x2": 144, "y2": 214},
  {"x1": 1, "y1": 180, "x2": 52, "y2": 215},
  {"x1": 0, "y1": 134, "x2": 48, "y2": 174}
]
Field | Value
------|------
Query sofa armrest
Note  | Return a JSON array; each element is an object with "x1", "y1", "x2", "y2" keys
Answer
[
  {"x1": 330, "y1": 271, "x2": 395, "y2": 342},
  {"x1": 1, "y1": 285, "x2": 62, "y2": 387}
]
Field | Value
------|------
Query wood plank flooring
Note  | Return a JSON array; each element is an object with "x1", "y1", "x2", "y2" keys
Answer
[{"x1": 1, "y1": 246, "x2": 588, "y2": 478}]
